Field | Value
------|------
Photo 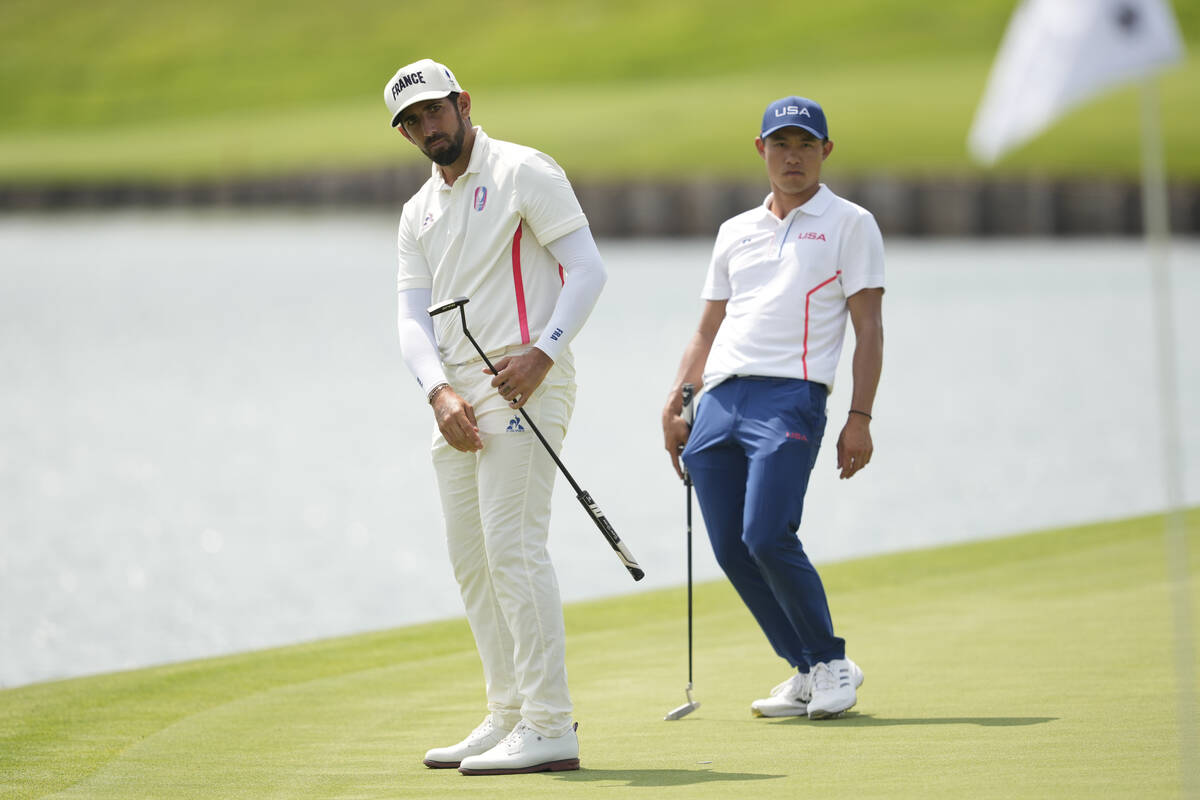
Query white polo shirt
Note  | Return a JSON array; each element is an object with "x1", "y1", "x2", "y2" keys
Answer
[
  {"x1": 396, "y1": 128, "x2": 588, "y2": 366},
  {"x1": 701, "y1": 184, "x2": 885, "y2": 391}
]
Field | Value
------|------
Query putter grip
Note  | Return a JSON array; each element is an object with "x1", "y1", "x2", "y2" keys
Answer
[
  {"x1": 577, "y1": 490, "x2": 645, "y2": 581},
  {"x1": 680, "y1": 383, "x2": 695, "y2": 485}
]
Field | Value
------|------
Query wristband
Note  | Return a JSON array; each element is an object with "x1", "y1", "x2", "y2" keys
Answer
[
  {"x1": 427, "y1": 382, "x2": 451, "y2": 405},
  {"x1": 848, "y1": 409, "x2": 872, "y2": 420}
]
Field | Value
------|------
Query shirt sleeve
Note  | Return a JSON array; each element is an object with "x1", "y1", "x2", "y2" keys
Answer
[
  {"x1": 515, "y1": 152, "x2": 588, "y2": 246},
  {"x1": 533, "y1": 226, "x2": 607, "y2": 361},
  {"x1": 839, "y1": 209, "x2": 886, "y2": 297},
  {"x1": 700, "y1": 224, "x2": 733, "y2": 301},
  {"x1": 396, "y1": 287, "x2": 448, "y2": 393},
  {"x1": 396, "y1": 201, "x2": 433, "y2": 292}
]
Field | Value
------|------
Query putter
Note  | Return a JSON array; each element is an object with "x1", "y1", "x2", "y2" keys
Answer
[
  {"x1": 427, "y1": 296, "x2": 644, "y2": 582},
  {"x1": 665, "y1": 382, "x2": 700, "y2": 720}
]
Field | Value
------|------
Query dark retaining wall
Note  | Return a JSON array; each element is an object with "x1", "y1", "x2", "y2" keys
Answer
[{"x1": 2, "y1": 167, "x2": 1198, "y2": 237}]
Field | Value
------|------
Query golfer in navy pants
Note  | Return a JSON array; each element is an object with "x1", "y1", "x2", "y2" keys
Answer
[
  {"x1": 682, "y1": 377, "x2": 843, "y2": 669},
  {"x1": 663, "y1": 96, "x2": 884, "y2": 719}
]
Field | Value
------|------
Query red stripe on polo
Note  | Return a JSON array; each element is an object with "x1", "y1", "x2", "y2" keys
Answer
[
  {"x1": 803, "y1": 271, "x2": 842, "y2": 380},
  {"x1": 511, "y1": 223, "x2": 531, "y2": 345}
]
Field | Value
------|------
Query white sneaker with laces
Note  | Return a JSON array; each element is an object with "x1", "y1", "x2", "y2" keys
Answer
[
  {"x1": 423, "y1": 715, "x2": 511, "y2": 769},
  {"x1": 807, "y1": 658, "x2": 864, "y2": 719},
  {"x1": 751, "y1": 659, "x2": 863, "y2": 717},
  {"x1": 458, "y1": 720, "x2": 580, "y2": 775},
  {"x1": 751, "y1": 671, "x2": 813, "y2": 717}
]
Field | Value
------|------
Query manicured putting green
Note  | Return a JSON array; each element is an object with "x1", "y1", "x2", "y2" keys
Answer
[{"x1": 2, "y1": 508, "x2": 1196, "y2": 798}]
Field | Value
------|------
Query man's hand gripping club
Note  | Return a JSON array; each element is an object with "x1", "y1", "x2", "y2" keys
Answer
[{"x1": 486, "y1": 347, "x2": 554, "y2": 411}]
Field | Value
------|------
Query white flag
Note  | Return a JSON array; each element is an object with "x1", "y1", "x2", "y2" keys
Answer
[{"x1": 968, "y1": 0, "x2": 1185, "y2": 164}]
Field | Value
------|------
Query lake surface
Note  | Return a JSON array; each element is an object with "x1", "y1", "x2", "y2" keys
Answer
[{"x1": 2, "y1": 212, "x2": 1197, "y2": 688}]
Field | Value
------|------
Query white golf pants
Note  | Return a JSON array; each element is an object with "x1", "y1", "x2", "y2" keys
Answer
[{"x1": 431, "y1": 347, "x2": 576, "y2": 738}]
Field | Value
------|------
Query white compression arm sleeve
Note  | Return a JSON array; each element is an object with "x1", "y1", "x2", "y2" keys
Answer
[
  {"x1": 535, "y1": 225, "x2": 608, "y2": 362},
  {"x1": 397, "y1": 287, "x2": 449, "y2": 395}
]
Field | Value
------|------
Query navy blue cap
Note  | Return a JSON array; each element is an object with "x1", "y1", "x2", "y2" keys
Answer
[{"x1": 760, "y1": 96, "x2": 828, "y2": 140}]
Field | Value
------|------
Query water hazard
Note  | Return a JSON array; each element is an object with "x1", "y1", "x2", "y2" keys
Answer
[{"x1": 2, "y1": 212, "x2": 1197, "y2": 687}]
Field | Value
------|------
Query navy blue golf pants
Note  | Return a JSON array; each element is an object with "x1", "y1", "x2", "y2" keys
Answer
[{"x1": 681, "y1": 377, "x2": 845, "y2": 670}]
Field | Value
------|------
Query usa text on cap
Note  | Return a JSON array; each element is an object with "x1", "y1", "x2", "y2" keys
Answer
[
  {"x1": 760, "y1": 96, "x2": 828, "y2": 140},
  {"x1": 384, "y1": 59, "x2": 463, "y2": 128}
]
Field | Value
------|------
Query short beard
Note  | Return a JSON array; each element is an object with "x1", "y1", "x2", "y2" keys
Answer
[{"x1": 425, "y1": 112, "x2": 467, "y2": 166}]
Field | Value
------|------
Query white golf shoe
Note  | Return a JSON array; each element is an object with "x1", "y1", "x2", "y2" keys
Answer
[
  {"x1": 751, "y1": 670, "x2": 813, "y2": 717},
  {"x1": 458, "y1": 720, "x2": 580, "y2": 775},
  {"x1": 422, "y1": 715, "x2": 511, "y2": 769},
  {"x1": 752, "y1": 659, "x2": 864, "y2": 718},
  {"x1": 807, "y1": 658, "x2": 864, "y2": 719}
]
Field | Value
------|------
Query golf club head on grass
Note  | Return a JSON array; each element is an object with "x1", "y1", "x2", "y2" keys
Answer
[
  {"x1": 427, "y1": 296, "x2": 470, "y2": 317},
  {"x1": 664, "y1": 684, "x2": 700, "y2": 720}
]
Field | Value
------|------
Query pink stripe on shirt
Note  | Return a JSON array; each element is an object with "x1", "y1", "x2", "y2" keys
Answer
[{"x1": 511, "y1": 223, "x2": 531, "y2": 345}]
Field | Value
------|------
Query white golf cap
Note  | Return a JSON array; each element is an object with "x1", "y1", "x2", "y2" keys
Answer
[{"x1": 383, "y1": 59, "x2": 463, "y2": 128}]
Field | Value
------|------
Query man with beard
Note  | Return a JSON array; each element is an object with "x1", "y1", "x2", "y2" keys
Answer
[{"x1": 384, "y1": 59, "x2": 607, "y2": 775}]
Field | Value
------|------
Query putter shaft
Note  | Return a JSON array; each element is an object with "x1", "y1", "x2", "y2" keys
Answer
[{"x1": 428, "y1": 296, "x2": 644, "y2": 581}]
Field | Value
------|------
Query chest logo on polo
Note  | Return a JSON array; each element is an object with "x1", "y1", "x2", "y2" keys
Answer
[
  {"x1": 797, "y1": 232, "x2": 826, "y2": 241},
  {"x1": 473, "y1": 186, "x2": 488, "y2": 212},
  {"x1": 421, "y1": 212, "x2": 435, "y2": 230}
]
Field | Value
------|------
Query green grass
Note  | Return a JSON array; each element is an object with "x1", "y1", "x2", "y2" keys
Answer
[
  {"x1": 3, "y1": 509, "x2": 1198, "y2": 799},
  {"x1": 0, "y1": 0, "x2": 1197, "y2": 182}
]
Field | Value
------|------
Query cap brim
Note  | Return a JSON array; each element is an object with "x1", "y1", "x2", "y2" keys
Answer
[
  {"x1": 760, "y1": 122, "x2": 826, "y2": 140},
  {"x1": 390, "y1": 89, "x2": 454, "y2": 127}
]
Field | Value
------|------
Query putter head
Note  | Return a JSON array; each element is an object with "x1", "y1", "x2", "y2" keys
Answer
[
  {"x1": 663, "y1": 685, "x2": 700, "y2": 720},
  {"x1": 427, "y1": 296, "x2": 470, "y2": 317}
]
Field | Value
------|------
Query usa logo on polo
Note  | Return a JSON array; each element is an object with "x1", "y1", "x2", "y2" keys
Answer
[{"x1": 474, "y1": 186, "x2": 488, "y2": 212}]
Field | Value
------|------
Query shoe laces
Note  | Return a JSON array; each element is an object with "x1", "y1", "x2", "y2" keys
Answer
[
  {"x1": 498, "y1": 721, "x2": 537, "y2": 753},
  {"x1": 811, "y1": 661, "x2": 848, "y2": 692},
  {"x1": 466, "y1": 715, "x2": 498, "y2": 744},
  {"x1": 770, "y1": 672, "x2": 809, "y2": 699}
]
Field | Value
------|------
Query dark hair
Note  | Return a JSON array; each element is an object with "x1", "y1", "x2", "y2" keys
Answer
[
  {"x1": 446, "y1": 91, "x2": 468, "y2": 123},
  {"x1": 399, "y1": 92, "x2": 462, "y2": 127}
]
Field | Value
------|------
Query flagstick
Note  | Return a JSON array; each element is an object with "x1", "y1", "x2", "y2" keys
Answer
[{"x1": 1140, "y1": 76, "x2": 1198, "y2": 800}]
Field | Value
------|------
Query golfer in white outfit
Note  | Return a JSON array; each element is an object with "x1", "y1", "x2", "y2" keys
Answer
[{"x1": 385, "y1": 59, "x2": 607, "y2": 775}]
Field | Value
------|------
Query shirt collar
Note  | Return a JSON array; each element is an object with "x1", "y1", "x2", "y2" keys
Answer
[
  {"x1": 802, "y1": 184, "x2": 833, "y2": 215},
  {"x1": 760, "y1": 183, "x2": 833, "y2": 220},
  {"x1": 431, "y1": 126, "x2": 487, "y2": 190}
]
